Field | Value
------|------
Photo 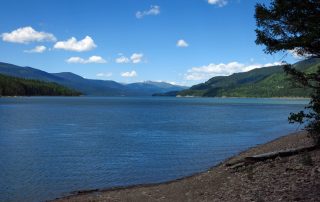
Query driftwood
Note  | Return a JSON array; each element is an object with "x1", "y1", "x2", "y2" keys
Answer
[{"x1": 226, "y1": 145, "x2": 318, "y2": 169}]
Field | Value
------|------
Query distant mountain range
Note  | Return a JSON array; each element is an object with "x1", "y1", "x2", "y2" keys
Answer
[
  {"x1": 0, "y1": 62, "x2": 187, "y2": 96},
  {"x1": 156, "y1": 58, "x2": 320, "y2": 98},
  {"x1": 2, "y1": 59, "x2": 319, "y2": 98}
]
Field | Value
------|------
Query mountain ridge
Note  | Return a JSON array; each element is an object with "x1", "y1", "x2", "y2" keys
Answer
[
  {"x1": 3, "y1": 59, "x2": 317, "y2": 98},
  {"x1": 0, "y1": 62, "x2": 187, "y2": 96},
  {"x1": 165, "y1": 58, "x2": 320, "y2": 98}
]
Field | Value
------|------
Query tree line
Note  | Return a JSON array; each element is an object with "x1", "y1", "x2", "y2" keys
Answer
[{"x1": 0, "y1": 73, "x2": 81, "y2": 96}]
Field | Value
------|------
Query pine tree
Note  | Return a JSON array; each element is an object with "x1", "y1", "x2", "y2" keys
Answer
[{"x1": 255, "y1": 0, "x2": 320, "y2": 145}]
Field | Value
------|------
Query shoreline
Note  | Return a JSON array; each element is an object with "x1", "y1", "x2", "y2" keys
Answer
[
  {"x1": 53, "y1": 130, "x2": 319, "y2": 202},
  {"x1": 0, "y1": 95, "x2": 310, "y2": 99},
  {"x1": 176, "y1": 95, "x2": 310, "y2": 99}
]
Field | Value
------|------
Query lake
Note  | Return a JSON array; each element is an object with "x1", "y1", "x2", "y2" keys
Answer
[{"x1": 0, "y1": 97, "x2": 308, "y2": 202}]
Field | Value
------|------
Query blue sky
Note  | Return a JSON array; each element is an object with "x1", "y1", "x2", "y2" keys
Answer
[{"x1": 0, "y1": 0, "x2": 298, "y2": 86}]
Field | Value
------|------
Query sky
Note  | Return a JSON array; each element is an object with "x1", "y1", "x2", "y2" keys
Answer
[{"x1": 0, "y1": 0, "x2": 300, "y2": 86}]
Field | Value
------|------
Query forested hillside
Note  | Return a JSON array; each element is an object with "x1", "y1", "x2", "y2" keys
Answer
[
  {"x1": 177, "y1": 58, "x2": 320, "y2": 97},
  {"x1": 0, "y1": 74, "x2": 81, "y2": 96}
]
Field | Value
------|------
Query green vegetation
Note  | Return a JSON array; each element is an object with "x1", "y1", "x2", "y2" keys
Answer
[
  {"x1": 178, "y1": 58, "x2": 320, "y2": 98},
  {"x1": 255, "y1": 0, "x2": 320, "y2": 58},
  {"x1": 0, "y1": 73, "x2": 82, "y2": 96},
  {"x1": 254, "y1": 0, "x2": 320, "y2": 145}
]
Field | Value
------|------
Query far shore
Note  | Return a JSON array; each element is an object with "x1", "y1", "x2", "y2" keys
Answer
[
  {"x1": 0, "y1": 95, "x2": 310, "y2": 99},
  {"x1": 176, "y1": 95, "x2": 310, "y2": 99},
  {"x1": 53, "y1": 131, "x2": 319, "y2": 202}
]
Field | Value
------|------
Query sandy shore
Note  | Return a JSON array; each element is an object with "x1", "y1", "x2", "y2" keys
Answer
[{"x1": 53, "y1": 131, "x2": 320, "y2": 202}]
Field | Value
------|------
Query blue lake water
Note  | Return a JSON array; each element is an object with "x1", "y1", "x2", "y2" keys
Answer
[{"x1": 0, "y1": 97, "x2": 308, "y2": 202}]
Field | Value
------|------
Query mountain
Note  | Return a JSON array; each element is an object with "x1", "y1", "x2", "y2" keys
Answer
[
  {"x1": 0, "y1": 62, "x2": 187, "y2": 96},
  {"x1": 0, "y1": 73, "x2": 81, "y2": 96},
  {"x1": 52, "y1": 72, "x2": 131, "y2": 96},
  {"x1": 0, "y1": 62, "x2": 65, "y2": 82},
  {"x1": 126, "y1": 81, "x2": 187, "y2": 96},
  {"x1": 176, "y1": 58, "x2": 320, "y2": 98}
]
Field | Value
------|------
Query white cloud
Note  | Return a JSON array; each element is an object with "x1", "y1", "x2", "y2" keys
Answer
[
  {"x1": 66, "y1": 56, "x2": 107, "y2": 64},
  {"x1": 130, "y1": 53, "x2": 144, "y2": 63},
  {"x1": 1, "y1": 26, "x2": 56, "y2": 44},
  {"x1": 115, "y1": 53, "x2": 144, "y2": 64},
  {"x1": 96, "y1": 72, "x2": 112, "y2": 77},
  {"x1": 121, "y1": 70, "x2": 137, "y2": 77},
  {"x1": 66, "y1": 57, "x2": 85, "y2": 64},
  {"x1": 54, "y1": 36, "x2": 96, "y2": 52},
  {"x1": 88, "y1": 56, "x2": 107, "y2": 63},
  {"x1": 115, "y1": 55, "x2": 130, "y2": 63},
  {"x1": 136, "y1": 5, "x2": 160, "y2": 19},
  {"x1": 208, "y1": 0, "x2": 228, "y2": 7},
  {"x1": 185, "y1": 61, "x2": 284, "y2": 81},
  {"x1": 177, "y1": 39, "x2": 189, "y2": 48},
  {"x1": 24, "y1": 45, "x2": 47, "y2": 53},
  {"x1": 288, "y1": 48, "x2": 313, "y2": 60},
  {"x1": 288, "y1": 49, "x2": 301, "y2": 59}
]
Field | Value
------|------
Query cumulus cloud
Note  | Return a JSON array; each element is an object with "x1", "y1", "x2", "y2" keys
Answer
[
  {"x1": 66, "y1": 57, "x2": 86, "y2": 63},
  {"x1": 87, "y1": 55, "x2": 107, "y2": 63},
  {"x1": 1, "y1": 26, "x2": 56, "y2": 44},
  {"x1": 288, "y1": 48, "x2": 313, "y2": 60},
  {"x1": 130, "y1": 53, "x2": 144, "y2": 63},
  {"x1": 115, "y1": 55, "x2": 130, "y2": 64},
  {"x1": 115, "y1": 53, "x2": 144, "y2": 64},
  {"x1": 136, "y1": 5, "x2": 160, "y2": 19},
  {"x1": 54, "y1": 36, "x2": 96, "y2": 52},
  {"x1": 66, "y1": 56, "x2": 107, "y2": 64},
  {"x1": 121, "y1": 70, "x2": 137, "y2": 77},
  {"x1": 208, "y1": 0, "x2": 228, "y2": 7},
  {"x1": 177, "y1": 39, "x2": 189, "y2": 48},
  {"x1": 96, "y1": 72, "x2": 112, "y2": 77},
  {"x1": 24, "y1": 45, "x2": 47, "y2": 53},
  {"x1": 185, "y1": 61, "x2": 284, "y2": 81}
]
